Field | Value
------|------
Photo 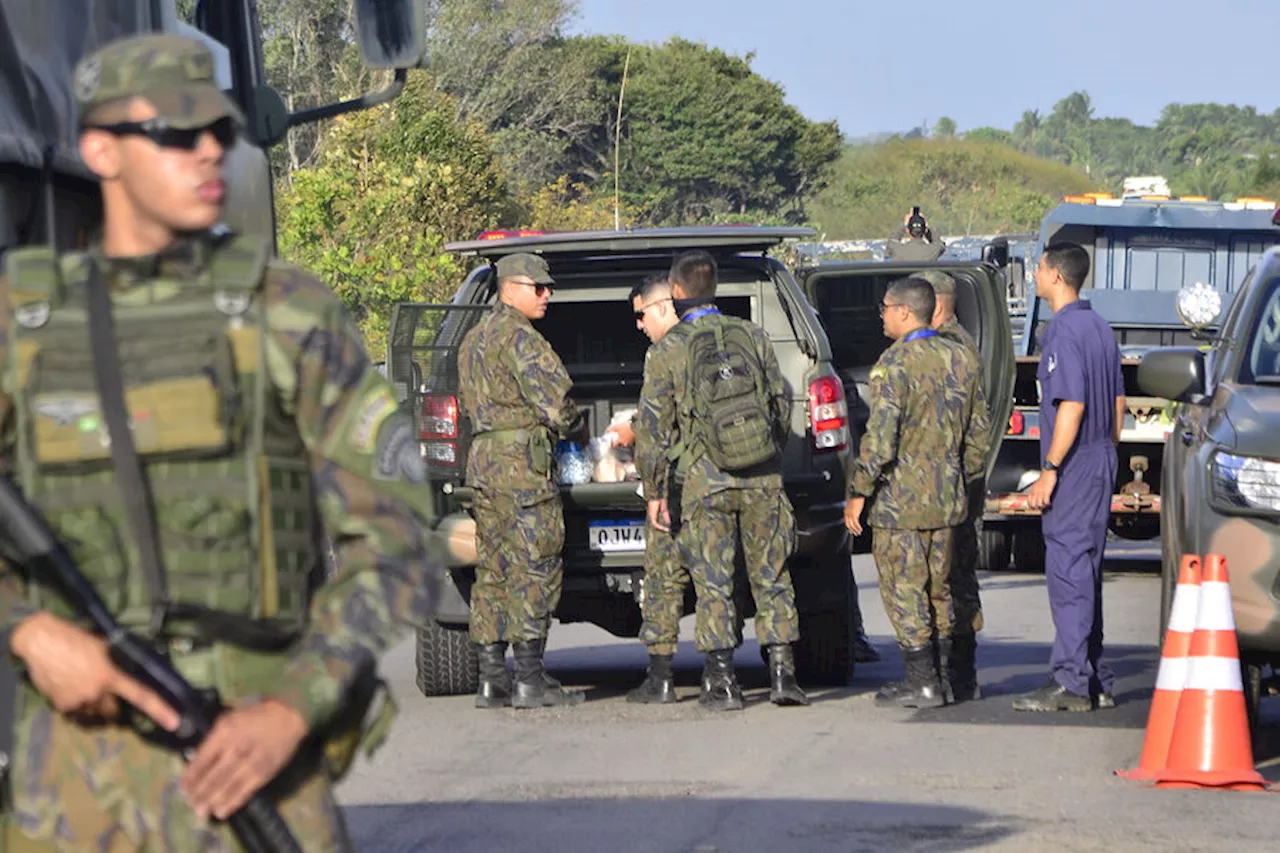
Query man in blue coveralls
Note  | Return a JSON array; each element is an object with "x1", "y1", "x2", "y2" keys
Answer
[{"x1": 1014, "y1": 242, "x2": 1125, "y2": 713}]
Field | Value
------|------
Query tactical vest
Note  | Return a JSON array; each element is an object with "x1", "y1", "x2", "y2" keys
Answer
[{"x1": 1, "y1": 236, "x2": 320, "y2": 648}]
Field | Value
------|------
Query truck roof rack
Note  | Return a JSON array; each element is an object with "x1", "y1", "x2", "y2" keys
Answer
[{"x1": 445, "y1": 226, "x2": 818, "y2": 258}]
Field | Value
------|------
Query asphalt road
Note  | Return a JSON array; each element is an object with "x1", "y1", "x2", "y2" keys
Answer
[{"x1": 335, "y1": 557, "x2": 1280, "y2": 853}]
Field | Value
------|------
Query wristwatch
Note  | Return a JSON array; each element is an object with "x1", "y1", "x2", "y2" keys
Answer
[{"x1": 1043, "y1": 459, "x2": 1059, "y2": 472}]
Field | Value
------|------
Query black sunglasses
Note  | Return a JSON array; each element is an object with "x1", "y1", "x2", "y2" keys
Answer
[
  {"x1": 86, "y1": 116, "x2": 238, "y2": 151},
  {"x1": 513, "y1": 281, "x2": 554, "y2": 297}
]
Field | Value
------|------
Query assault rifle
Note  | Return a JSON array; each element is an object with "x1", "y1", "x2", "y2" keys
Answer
[{"x1": 0, "y1": 474, "x2": 303, "y2": 853}]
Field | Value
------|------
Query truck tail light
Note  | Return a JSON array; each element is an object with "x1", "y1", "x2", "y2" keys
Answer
[
  {"x1": 420, "y1": 394, "x2": 459, "y2": 468},
  {"x1": 808, "y1": 376, "x2": 848, "y2": 453},
  {"x1": 1008, "y1": 411, "x2": 1024, "y2": 435}
]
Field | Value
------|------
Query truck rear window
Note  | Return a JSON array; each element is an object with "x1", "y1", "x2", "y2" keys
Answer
[{"x1": 533, "y1": 295, "x2": 753, "y2": 377}]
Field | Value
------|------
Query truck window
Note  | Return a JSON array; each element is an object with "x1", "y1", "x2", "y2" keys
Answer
[
  {"x1": 1126, "y1": 247, "x2": 1213, "y2": 291},
  {"x1": 533, "y1": 295, "x2": 753, "y2": 383},
  {"x1": 1241, "y1": 279, "x2": 1280, "y2": 385}
]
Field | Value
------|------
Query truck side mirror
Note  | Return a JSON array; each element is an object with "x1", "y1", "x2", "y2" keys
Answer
[
  {"x1": 1137, "y1": 347, "x2": 1208, "y2": 405},
  {"x1": 353, "y1": 0, "x2": 428, "y2": 69},
  {"x1": 982, "y1": 240, "x2": 1010, "y2": 268}
]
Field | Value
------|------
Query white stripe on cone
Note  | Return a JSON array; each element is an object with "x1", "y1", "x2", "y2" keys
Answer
[{"x1": 1181, "y1": 655, "x2": 1245, "y2": 693}]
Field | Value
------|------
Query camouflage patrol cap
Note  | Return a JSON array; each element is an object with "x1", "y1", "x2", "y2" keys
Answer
[
  {"x1": 915, "y1": 270, "x2": 956, "y2": 297},
  {"x1": 495, "y1": 253, "x2": 555, "y2": 284},
  {"x1": 73, "y1": 33, "x2": 244, "y2": 130}
]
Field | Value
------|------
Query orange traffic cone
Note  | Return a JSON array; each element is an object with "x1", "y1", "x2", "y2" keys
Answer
[
  {"x1": 1156, "y1": 553, "x2": 1268, "y2": 791},
  {"x1": 1117, "y1": 554, "x2": 1201, "y2": 781}
]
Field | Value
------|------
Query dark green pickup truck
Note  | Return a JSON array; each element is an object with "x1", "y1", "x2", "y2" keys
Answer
[{"x1": 389, "y1": 228, "x2": 1015, "y2": 698}]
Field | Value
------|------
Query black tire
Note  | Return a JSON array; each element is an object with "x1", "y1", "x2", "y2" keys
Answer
[
  {"x1": 415, "y1": 621, "x2": 479, "y2": 697},
  {"x1": 978, "y1": 524, "x2": 1010, "y2": 571},
  {"x1": 1242, "y1": 658, "x2": 1263, "y2": 750},
  {"x1": 1158, "y1": 459, "x2": 1183, "y2": 645},
  {"x1": 1012, "y1": 529, "x2": 1045, "y2": 573},
  {"x1": 793, "y1": 564, "x2": 856, "y2": 686}
]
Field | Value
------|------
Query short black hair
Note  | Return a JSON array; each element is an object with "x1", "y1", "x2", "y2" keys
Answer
[
  {"x1": 629, "y1": 272, "x2": 669, "y2": 303},
  {"x1": 887, "y1": 277, "x2": 937, "y2": 325},
  {"x1": 1040, "y1": 241, "x2": 1090, "y2": 290},
  {"x1": 670, "y1": 250, "x2": 718, "y2": 300}
]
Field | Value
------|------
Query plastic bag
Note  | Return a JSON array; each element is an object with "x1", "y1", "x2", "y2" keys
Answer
[
  {"x1": 590, "y1": 435, "x2": 627, "y2": 483},
  {"x1": 555, "y1": 441, "x2": 592, "y2": 485}
]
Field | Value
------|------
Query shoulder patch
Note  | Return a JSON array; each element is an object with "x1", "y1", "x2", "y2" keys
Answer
[
  {"x1": 353, "y1": 388, "x2": 401, "y2": 452},
  {"x1": 869, "y1": 366, "x2": 886, "y2": 382}
]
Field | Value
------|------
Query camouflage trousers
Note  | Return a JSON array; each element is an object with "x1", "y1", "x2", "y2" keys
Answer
[
  {"x1": 871, "y1": 526, "x2": 955, "y2": 649},
  {"x1": 678, "y1": 487, "x2": 800, "y2": 653},
  {"x1": 469, "y1": 489, "x2": 565, "y2": 644},
  {"x1": 6, "y1": 688, "x2": 348, "y2": 853},
  {"x1": 949, "y1": 481, "x2": 986, "y2": 634},
  {"x1": 639, "y1": 516, "x2": 690, "y2": 656}
]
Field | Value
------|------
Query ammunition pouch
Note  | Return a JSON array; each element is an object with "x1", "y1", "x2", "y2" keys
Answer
[{"x1": 319, "y1": 673, "x2": 398, "y2": 783}]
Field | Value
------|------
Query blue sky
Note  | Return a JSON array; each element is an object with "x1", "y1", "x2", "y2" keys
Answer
[{"x1": 570, "y1": 0, "x2": 1279, "y2": 139}]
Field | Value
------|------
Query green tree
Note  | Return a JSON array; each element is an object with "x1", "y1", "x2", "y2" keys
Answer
[
  {"x1": 423, "y1": 0, "x2": 604, "y2": 191},
  {"x1": 612, "y1": 38, "x2": 842, "y2": 224},
  {"x1": 275, "y1": 71, "x2": 510, "y2": 354},
  {"x1": 934, "y1": 116, "x2": 957, "y2": 139}
]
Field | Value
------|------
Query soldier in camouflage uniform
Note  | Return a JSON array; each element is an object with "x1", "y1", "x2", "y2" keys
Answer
[
  {"x1": 457, "y1": 252, "x2": 587, "y2": 711},
  {"x1": 919, "y1": 270, "x2": 988, "y2": 702},
  {"x1": 844, "y1": 277, "x2": 990, "y2": 709},
  {"x1": 636, "y1": 251, "x2": 808, "y2": 712},
  {"x1": 608, "y1": 274, "x2": 688, "y2": 704},
  {"x1": 0, "y1": 34, "x2": 444, "y2": 852}
]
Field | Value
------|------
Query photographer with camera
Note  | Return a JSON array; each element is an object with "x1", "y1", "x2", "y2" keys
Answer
[{"x1": 886, "y1": 207, "x2": 945, "y2": 261}]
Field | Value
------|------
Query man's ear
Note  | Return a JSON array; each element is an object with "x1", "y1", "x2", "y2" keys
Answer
[{"x1": 79, "y1": 130, "x2": 121, "y2": 181}]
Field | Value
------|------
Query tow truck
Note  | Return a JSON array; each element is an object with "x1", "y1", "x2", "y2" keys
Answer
[{"x1": 981, "y1": 180, "x2": 1280, "y2": 570}]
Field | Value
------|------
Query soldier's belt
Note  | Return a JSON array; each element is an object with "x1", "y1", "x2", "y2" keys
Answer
[{"x1": 473, "y1": 427, "x2": 546, "y2": 444}]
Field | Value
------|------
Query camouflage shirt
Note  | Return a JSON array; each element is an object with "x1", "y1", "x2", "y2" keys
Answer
[
  {"x1": 635, "y1": 310, "x2": 786, "y2": 503},
  {"x1": 937, "y1": 315, "x2": 980, "y2": 364},
  {"x1": 848, "y1": 328, "x2": 990, "y2": 530},
  {"x1": 457, "y1": 301, "x2": 581, "y2": 499},
  {"x1": 0, "y1": 239, "x2": 444, "y2": 731}
]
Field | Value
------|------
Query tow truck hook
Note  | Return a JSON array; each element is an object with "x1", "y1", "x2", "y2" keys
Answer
[{"x1": 1119, "y1": 455, "x2": 1153, "y2": 510}]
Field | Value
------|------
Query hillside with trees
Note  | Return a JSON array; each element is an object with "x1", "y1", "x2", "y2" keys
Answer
[{"x1": 178, "y1": 1, "x2": 1280, "y2": 344}]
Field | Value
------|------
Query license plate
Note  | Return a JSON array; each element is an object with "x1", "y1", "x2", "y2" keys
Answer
[{"x1": 588, "y1": 519, "x2": 646, "y2": 552}]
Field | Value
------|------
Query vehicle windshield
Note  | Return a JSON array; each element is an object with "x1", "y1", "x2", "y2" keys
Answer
[{"x1": 1241, "y1": 277, "x2": 1280, "y2": 385}]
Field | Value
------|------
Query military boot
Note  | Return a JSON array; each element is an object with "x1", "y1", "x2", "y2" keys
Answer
[
  {"x1": 850, "y1": 593, "x2": 881, "y2": 663},
  {"x1": 767, "y1": 644, "x2": 810, "y2": 706},
  {"x1": 873, "y1": 644, "x2": 916, "y2": 705},
  {"x1": 627, "y1": 653, "x2": 679, "y2": 704},
  {"x1": 699, "y1": 649, "x2": 745, "y2": 712},
  {"x1": 948, "y1": 631, "x2": 981, "y2": 702},
  {"x1": 936, "y1": 636, "x2": 955, "y2": 705},
  {"x1": 874, "y1": 644, "x2": 947, "y2": 709},
  {"x1": 511, "y1": 639, "x2": 586, "y2": 709},
  {"x1": 474, "y1": 642, "x2": 512, "y2": 709}
]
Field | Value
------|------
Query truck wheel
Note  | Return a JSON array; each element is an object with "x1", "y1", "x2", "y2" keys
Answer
[
  {"x1": 1242, "y1": 658, "x2": 1264, "y2": 751},
  {"x1": 792, "y1": 560, "x2": 857, "y2": 687},
  {"x1": 415, "y1": 621, "x2": 479, "y2": 697},
  {"x1": 1012, "y1": 530, "x2": 1045, "y2": 572},
  {"x1": 978, "y1": 524, "x2": 1010, "y2": 571}
]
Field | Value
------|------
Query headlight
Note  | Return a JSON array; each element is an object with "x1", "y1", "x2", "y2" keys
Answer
[{"x1": 1210, "y1": 452, "x2": 1280, "y2": 513}]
